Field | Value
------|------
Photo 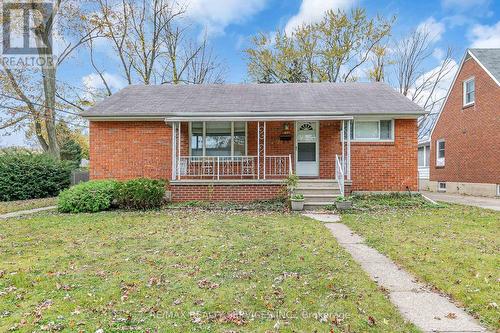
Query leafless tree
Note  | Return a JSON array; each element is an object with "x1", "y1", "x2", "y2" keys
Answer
[
  {"x1": 393, "y1": 29, "x2": 456, "y2": 113},
  {"x1": 90, "y1": 0, "x2": 225, "y2": 88},
  {"x1": 0, "y1": 0, "x2": 100, "y2": 158}
]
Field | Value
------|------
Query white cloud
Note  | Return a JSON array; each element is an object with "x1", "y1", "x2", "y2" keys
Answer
[
  {"x1": 285, "y1": 0, "x2": 355, "y2": 34},
  {"x1": 433, "y1": 48, "x2": 445, "y2": 61},
  {"x1": 82, "y1": 72, "x2": 127, "y2": 95},
  {"x1": 469, "y1": 21, "x2": 500, "y2": 48},
  {"x1": 417, "y1": 17, "x2": 446, "y2": 43},
  {"x1": 183, "y1": 0, "x2": 268, "y2": 36}
]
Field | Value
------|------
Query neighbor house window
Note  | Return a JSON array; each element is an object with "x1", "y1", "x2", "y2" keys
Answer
[
  {"x1": 346, "y1": 119, "x2": 394, "y2": 141},
  {"x1": 463, "y1": 78, "x2": 475, "y2": 106},
  {"x1": 418, "y1": 145, "x2": 430, "y2": 167},
  {"x1": 190, "y1": 122, "x2": 247, "y2": 156},
  {"x1": 438, "y1": 182, "x2": 446, "y2": 192},
  {"x1": 436, "y1": 139, "x2": 445, "y2": 166}
]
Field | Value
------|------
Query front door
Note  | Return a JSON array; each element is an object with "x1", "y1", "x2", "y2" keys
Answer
[{"x1": 295, "y1": 121, "x2": 319, "y2": 177}]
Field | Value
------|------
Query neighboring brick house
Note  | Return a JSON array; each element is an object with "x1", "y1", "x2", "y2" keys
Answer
[
  {"x1": 419, "y1": 48, "x2": 500, "y2": 197},
  {"x1": 82, "y1": 83, "x2": 425, "y2": 207}
]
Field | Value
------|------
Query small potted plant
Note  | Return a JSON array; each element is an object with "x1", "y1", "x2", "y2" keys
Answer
[
  {"x1": 335, "y1": 196, "x2": 352, "y2": 210},
  {"x1": 290, "y1": 193, "x2": 305, "y2": 211}
]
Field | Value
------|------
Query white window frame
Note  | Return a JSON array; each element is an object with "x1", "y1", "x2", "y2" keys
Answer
[
  {"x1": 438, "y1": 182, "x2": 446, "y2": 192},
  {"x1": 345, "y1": 119, "x2": 395, "y2": 142},
  {"x1": 418, "y1": 145, "x2": 430, "y2": 168},
  {"x1": 463, "y1": 77, "x2": 475, "y2": 107},
  {"x1": 497, "y1": 184, "x2": 500, "y2": 197},
  {"x1": 436, "y1": 139, "x2": 445, "y2": 167},
  {"x1": 188, "y1": 121, "x2": 248, "y2": 157}
]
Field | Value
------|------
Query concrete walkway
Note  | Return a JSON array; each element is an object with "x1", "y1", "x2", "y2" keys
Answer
[
  {"x1": 306, "y1": 213, "x2": 489, "y2": 333},
  {"x1": 422, "y1": 191, "x2": 500, "y2": 211},
  {"x1": 0, "y1": 206, "x2": 56, "y2": 219}
]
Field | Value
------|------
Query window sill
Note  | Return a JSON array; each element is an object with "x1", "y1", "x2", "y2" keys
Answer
[
  {"x1": 462, "y1": 103, "x2": 474, "y2": 110},
  {"x1": 351, "y1": 141, "x2": 395, "y2": 146}
]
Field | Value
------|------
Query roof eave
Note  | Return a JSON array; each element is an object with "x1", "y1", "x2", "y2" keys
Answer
[{"x1": 83, "y1": 111, "x2": 426, "y2": 121}]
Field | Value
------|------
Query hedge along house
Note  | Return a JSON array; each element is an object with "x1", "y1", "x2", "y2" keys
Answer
[{"x1": 81, "y1": 83, "x2": 425, "y2": 208}]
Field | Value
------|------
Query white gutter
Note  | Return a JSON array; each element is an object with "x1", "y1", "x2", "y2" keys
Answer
[{"x1": 84, "y1": 113, "x2": 425, "y2": 121}]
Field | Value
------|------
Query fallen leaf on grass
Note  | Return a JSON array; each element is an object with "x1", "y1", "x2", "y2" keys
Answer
[
  {"x1": 367, "y1": 316, "x2": 376, "y2": 326},
  {"x1": 197, "y1": 279, "x2": 219, "y2": 289}
]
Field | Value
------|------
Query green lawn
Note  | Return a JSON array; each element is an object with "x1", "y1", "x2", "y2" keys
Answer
[
  {"x1": 0, "y1": 210, "x2": 417, "y2": 332},
  {"x1": 341, "y1": 198, "x2": 500, "y2": 330},
  {"x1": 0, "y1": 197, "x2": 58, "y2": 215}
]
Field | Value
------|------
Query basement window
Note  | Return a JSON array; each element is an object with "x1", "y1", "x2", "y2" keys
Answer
[
  {"x1": 497, "y1": 184, "x2": 500, "y2": 197},
  {"x1": 438, "y1": 182, "x2": 446, "y2": 192}
]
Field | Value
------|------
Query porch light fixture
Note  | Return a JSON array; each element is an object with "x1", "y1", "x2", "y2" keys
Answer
[{"x1": 280, "y1": 123, "x2": 292, "y2": 141}]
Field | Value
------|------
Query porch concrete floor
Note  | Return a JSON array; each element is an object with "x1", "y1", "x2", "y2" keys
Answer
[{"x1": 305, "y1": 213, "x2": 489, "y2": 333}]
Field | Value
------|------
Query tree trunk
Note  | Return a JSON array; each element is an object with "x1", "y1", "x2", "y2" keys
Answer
[{"x1": 41, "y1": 64, "x2": 60, "y2": 160}]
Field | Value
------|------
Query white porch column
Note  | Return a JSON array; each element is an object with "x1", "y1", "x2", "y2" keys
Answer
[
  {"x1": 341, "y1": 120, "x2": 345, "y2": 175},
  {"x1": 347, "y1": 119, "x2": 351, "y2": 180},
  {"x1": 257, "y1": 122, "x2": 260, "y2": 179},
  {"x1": 171, "y1": 122, "x2": 177, "y2": 180},
  {"x1": 177, "y1": 122, "x2": 181, "y2": 180},
  {"x1": 263, "y1": 121, "x2": 267, "y2": 179}
]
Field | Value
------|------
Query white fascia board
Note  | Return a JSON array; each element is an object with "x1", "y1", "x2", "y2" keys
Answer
[{"x1": 85, "y1": 116, "x2": 166, "y2": 121}]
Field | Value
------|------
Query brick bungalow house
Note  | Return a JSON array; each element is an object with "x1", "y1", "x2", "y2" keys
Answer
[
  {"x1": 82, "y1": 82, "x2": 425, "y2": 207},
  {"x1": 418, "y1": 48, "x2": 500, "y2": 197}
]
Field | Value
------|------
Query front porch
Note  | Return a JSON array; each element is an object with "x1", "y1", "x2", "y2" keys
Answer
[{"x1": 169, "y1": 120, "x2": 353, "y2": 197}]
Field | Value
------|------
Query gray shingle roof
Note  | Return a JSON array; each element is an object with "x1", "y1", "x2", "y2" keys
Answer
[
  {"x1": 81, "y1": 82, "x2": 425, "y2": 119},
  {"x1": 469, "y1": 48, "x2": 500, "y2": 84}
]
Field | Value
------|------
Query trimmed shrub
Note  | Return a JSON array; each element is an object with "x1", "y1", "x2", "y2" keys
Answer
[
  {"x1": 58, "y1": 180, "x2": 118, "y2": 213},
  {"x1": 0, "y1": 149, "x2": 72, "y2": 201},
  {"x1": 116, "y1": 178, "x2": 167, "y2": 210}
]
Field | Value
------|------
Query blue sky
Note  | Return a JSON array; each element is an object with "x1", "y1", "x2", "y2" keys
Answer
[{"x1": 1, "y1": 0, "x2": 500, "y2": 147}]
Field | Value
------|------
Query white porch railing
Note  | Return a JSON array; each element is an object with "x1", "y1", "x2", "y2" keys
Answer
[
  {"x1": 178, "y1": 155, "x2": 292, "y2": 180},
  {"x1": 335, "y1": 154, "x2": 345, "y2": 197}
]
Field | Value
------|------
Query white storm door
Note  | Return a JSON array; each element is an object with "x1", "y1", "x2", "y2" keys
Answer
[{"x1": 295, "y1": 121, "x2": 319, "y2": 177}]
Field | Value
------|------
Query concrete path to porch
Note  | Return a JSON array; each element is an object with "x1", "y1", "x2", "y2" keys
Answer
[
  {"x1": 304, "y1": 213, "x2": 489, "y2": 333},
  {"x1": 421, "y1": 191, "x2": 500, "y2": 211},
  {"x1": 0, "y1": 206, "x2": 56, "y2": 220}
]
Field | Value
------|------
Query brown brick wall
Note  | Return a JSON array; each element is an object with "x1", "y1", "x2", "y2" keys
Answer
[
  {"x1": 430, "y1": 57, "x2": 500, "y2": 184},
  {"x1": 89, "y1": 121, "x2": 172, "y2": 180},
  {"x1": 350, "y1": 119, "x2": 418, "y2": 191},
  {"x1": 89, "y1": 119, "x2": 419, "y2": 195},
  {"x1": 170, "y1": 184, "x2": 284, "y2": 202}
]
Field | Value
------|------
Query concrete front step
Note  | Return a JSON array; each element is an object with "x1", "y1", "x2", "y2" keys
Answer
[
  {"x1": 297, "y1": 188, "x2": 341, "y2": 196},
  {"x1": 304, "y1": 202, "x2": 337, "y2": 210},
  {"x1": 304, "y1": 198, "x2": 338, "y2": 205},
  {"x1": 297, "y1": 183, "x2": 339, "y2": 189},
  {"x1": 297, "y1": 179, "x2": 341, "y2": 208},
  {"x1": 304, "y1": 193, "x2": 340, "y2": 201}
]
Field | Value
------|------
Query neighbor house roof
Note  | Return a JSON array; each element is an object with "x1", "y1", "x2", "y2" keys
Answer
[
  {"x1": 81, "y1": 82, "x2": 426, "y2": 121},
  {"x1": 469, "y1": 48, "x2": 500, "y2": 85}
]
